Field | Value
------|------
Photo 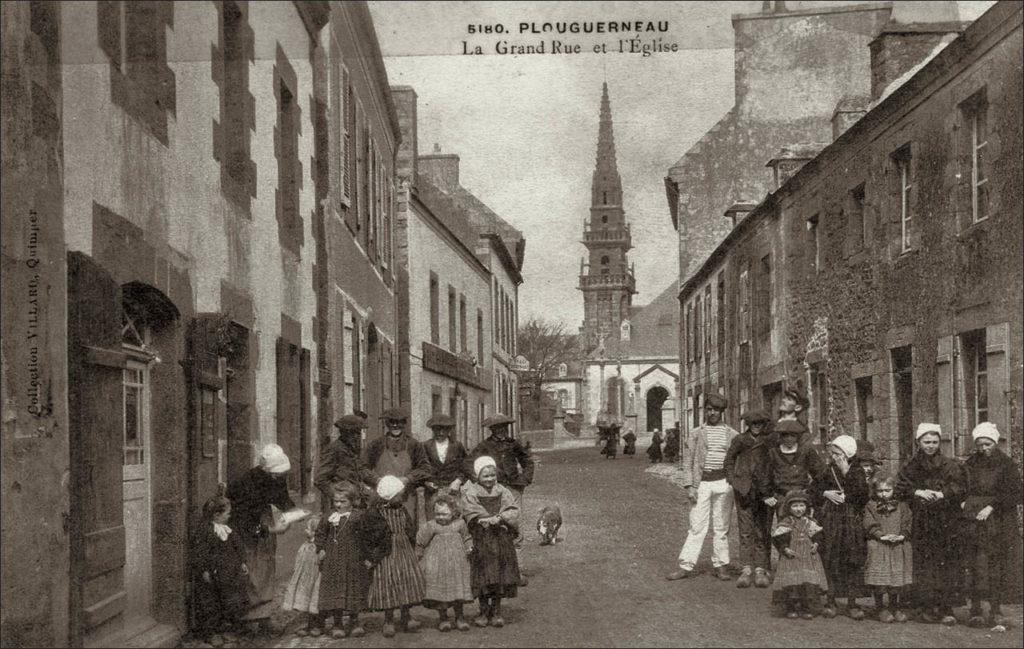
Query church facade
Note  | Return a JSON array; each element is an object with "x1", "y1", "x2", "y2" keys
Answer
[{"x1": 543, "y1": 84, "x2": 680, "y2": 434}]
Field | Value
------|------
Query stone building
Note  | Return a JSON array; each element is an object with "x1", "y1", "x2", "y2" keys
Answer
[
  {"x1": 417, "y1": 150, "x2": 526, "y2": 429},
  {"x1": 1, "y1": 2, "x2": 400, "y2": 646},
  {"x1": 678, "y1": 1, "x2": 1022, "y2": 475},
  {"x1": 392, "y1": 87, "x2": 494, "y2": 445},
  {"x1": 571, "y1": 83, "x2": 680, "y2": 432}
]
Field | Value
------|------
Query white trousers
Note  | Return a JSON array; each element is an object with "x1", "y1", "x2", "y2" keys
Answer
[{"x1": 677, "y1": 478, "x2": 734, "y2": 569}]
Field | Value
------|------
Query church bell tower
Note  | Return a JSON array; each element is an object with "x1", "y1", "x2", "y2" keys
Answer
[{"x1": 579, "y1": 83, "x2": 636, "y2": 352}]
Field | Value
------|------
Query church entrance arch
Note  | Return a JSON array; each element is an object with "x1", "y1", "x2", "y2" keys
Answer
[{"x1": 646, "y1": 386, "x2": 670, "y2": 432}]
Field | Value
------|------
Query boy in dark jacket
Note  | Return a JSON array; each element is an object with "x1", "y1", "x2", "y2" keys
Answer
[
  {"x1": 756, "y1": 420, "x2": 825, "y2": 517},
  {"x1": 724, "y1": 409, "x2": 773, "y2": 588}
]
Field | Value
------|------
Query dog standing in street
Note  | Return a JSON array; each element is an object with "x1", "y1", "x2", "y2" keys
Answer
[{"x1": 536, "y1": 506, "x2": 562, "y2": 546}]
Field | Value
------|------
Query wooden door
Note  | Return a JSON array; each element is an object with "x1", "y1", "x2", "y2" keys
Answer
[{"x1": 121, "y1": 359, "x2": 154, "y2": 638}]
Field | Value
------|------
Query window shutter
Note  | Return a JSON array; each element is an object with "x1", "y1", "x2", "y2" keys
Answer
[
  {"x1": 936, "y1": 334, "x2": 956, "y2": 454},
  {"x1": 343, "y1": 70, "x2": 353, "y2": 204},
  {"x1": 985, "y1": 322, "x2": 1009, "y2": 447}
]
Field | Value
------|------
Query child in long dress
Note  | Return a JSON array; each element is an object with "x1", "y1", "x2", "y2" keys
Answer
[
  {"x1": 863, "y1": 475, "x2": 912, "y2": 623},
  {"x1": 416, "y1": 492, "x2": 474, "y2": 631},
  {"x1": 461, "y1": 456, "x2": 521, "y2": 628},
  {"x1": 315, "y1": 484, "x2": 391, "y2": 639},
  {"x1": 771, "y1": 489, "x2": 828, "y2": 619},
  {"x1": 367, "y1": 475, "x2": 427, "y2": 637},
  {"x1": 283, "y1": 516, "x2": 321, "y2": 636},
  {"x1": 193, "y1": 495, "x2": 249, "y2": 647}
]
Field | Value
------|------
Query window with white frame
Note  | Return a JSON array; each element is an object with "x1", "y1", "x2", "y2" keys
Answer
[
  {"x1": 806, "y1": 214, "x2": 820, "y2": 271},
  {"x1": 893, "y1": 145, "x2": 913, "y2": 253},
  {"x1": 963, "y1": 92, "x2": 989, "y2": 223}
]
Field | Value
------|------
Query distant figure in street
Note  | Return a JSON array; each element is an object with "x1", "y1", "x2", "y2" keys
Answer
[
  {"x1": 647, "y1": 429, "x2": 663, "y2": 463},
  {"x1": 961, "y1": 423, "x2": 1021, "y2": 630},
  {"x1": 599, "y1": 418, "x2": 620, "y2": 459},
  {"x1": 622, "y1": 428, "x2": 637, "y2": 456},
  {"x1": 193, "y1": 495, "x2": 249, "y2": 647},
  {"x1": 666, "y1": 394, "x2": 738, "y2": 581},
  {"x1": 663, "y1": 426, "x2": 680, "y2": 464},
  {"x1": 863, "y1": 474, "x2": 913, "y2": 624},
  {"x1": 771, "y1": 489, "x2": 828, "y2": 619}
]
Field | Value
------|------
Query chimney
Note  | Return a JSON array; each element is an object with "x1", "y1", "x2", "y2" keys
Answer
[
  {"x1": 390, "y1": 86, "x2": 418, "y2": 182},
  {"x1": 418, "y1": 145, "x2": 460, "y2": 192},
  {"x1": 724, "y1": 200, "x2": 758, "y2": 229},
  {"x1": 766, "y1": 143, "x2": 825, "y2": 190},
  {"x1": 831, "y1": 95, "x2": 870, "y2": 140},
  {"x1": 868, "y1": 1, "x2": 966, "y2": 102}
]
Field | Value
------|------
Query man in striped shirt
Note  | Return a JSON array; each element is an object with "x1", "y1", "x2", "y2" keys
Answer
[{"x1": 666, "y1": 393, "x2": 739, "y2": 581}]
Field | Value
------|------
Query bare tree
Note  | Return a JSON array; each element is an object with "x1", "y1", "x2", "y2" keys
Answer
[{"x1": 518, "y1": 317, "x2": 580, "y2": 407}]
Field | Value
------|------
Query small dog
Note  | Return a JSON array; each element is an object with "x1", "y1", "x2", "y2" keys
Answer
[{"x1": 536, "y1": 505, "x2": 562, "y2": 546}]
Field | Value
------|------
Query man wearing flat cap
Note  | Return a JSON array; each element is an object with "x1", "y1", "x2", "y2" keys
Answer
[
  {"x1": 419, "y1": 412, "x2": 470, "y2": 519},
  {"x1": 667, "y1": 392, "x2": 739, "y2": 581},
  {"x1": 363, "y1": 405, "x2": 430, "y2": 518},
  {"x1": 316, "y1": 414, "x2": 378, "y2": 513},
  {"x1": 724, "y1": 409, "x2": 774, "y2": 588}
]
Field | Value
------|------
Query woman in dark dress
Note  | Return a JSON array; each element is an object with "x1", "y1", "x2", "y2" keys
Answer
[
  {"x1": 812, "y1": 435, "x2": 869, "y2": 619},
  {"x1": 226, "y1": 444, "x2": 299, "y2": 617},
  {"x1": 460, "y1": 456, "x2": 521, "y2": 628},
  {"x1": 961, "y1": 423, "x2": 1023, "y2": 629},
  {"x1": 622, "y1": 429, "x2": 637, "y2": 456},
  {"x1": 647, "y1": 430, "x2": 663, "y2": 463},
  {"x1": 663, "y1": 428, "x2": 680, "y2": 463},
  {"x1": 895, "y1": 423, "x2": 966, "y2": 626}
]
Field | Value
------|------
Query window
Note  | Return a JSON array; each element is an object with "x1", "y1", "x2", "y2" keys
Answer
[
  {"x1": 601, "y1": 215, "x2": 608, "y2": 224},
  {"x1": 893, "y1": 145, "x2": 913, "y2": 253},
  {"x1": 277, "y1": 77, "x2": 301, "y2": 254},
  {"x1": 962, "y1": 93, "x2": 989, "y2": 223},
  {"x1": 429, "y1": 273, "x2": 439, "y2": 344},
  {"x1": 448, "y1": 286, "x2": 457, "y2": 352},
  {"x1": 351, "y1": 315, "x2": 361, "y2": 411},
  {"x1": 476, "y1": 309, "x2": 484, "y2": 363},
  {"x1": 961, "y1": 329, "x2": 988, "y2": 428},
  {"x1": 123, "y1": 365, "x2": 146, "y2": 466},
  {"x1": 694, "y1": 297, "x2": 702, "y2": 359},
  {"x1": 758, "y1": 254, "x2": 771, "y2": 338},
  {"x1": 716, "y1": 272, "x2": 725, "y2": 362},
  {"x1": 855, "y1": 376, "x2": 874, "y2": 440},
  {"x1": 891, "y1": 345, "x2": 914, "y2": 462},
  {"x1": 703, "y1": 285, "x2": 712, "y2": 357},
  {"x1": 344, "y1": 78, "x2": 354, "y2": 205},
  {"x1": 739, "y1": 266, "x2": 750, "y2": 343},
  {"x1": 459, "y1": 295, "x2": 467, "y2": 353},
  {"x1": 849, "y1": 183, "x2": 866, "y2": 250},
  {"x1": 431, "y1": 389, "x2": 442, "y2": 414},
  {"x1": 806, "y1": 214, "x2": 820, "y2": 271},
  {"x1": 558, "y1": 363, "x2": 568, "y2": 378}
]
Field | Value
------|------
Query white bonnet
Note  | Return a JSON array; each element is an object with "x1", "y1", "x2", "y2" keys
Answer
[
  {"x1": 259, "y1": 444, "x2": 291, "y2": 474},
  {"x1": 915, "y1": 423, "x2": 941, "y2": 441},
  {"x1": 828, "y1": 435, "x2": 857, "y2": 459},
  {"x1": 473, "y1": 455, "x2": 497, "y2": 478},
  {"x1": 376, "y1": 475, "x2": 405, "y2": 501},
  {"x1": 972, "y1": 422, "x2": 1000, "y2": 444}
]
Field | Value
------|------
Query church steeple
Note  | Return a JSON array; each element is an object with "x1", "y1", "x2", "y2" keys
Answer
[
  {"x1": 592, "y1": 82, "x2": 622, "y2": 207},
  {"x1": 578, "y1": 83, "x2": 636, "y2": 353}
]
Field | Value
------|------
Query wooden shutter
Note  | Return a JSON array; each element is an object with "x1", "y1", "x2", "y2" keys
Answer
[
  {"x1": 985, "y1": 322, "x2": 1009, "y2": 448},
  {"x1": 343, "y1": 68, "x2": 353, "y2": 204},
  {"x1": 67, "y1": 252, "x2": 127, "y2": 645}
]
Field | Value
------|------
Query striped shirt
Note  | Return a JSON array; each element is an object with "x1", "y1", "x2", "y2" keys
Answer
[{"x1": 703, "y1": 424, "x2": 732, "y2": 470}]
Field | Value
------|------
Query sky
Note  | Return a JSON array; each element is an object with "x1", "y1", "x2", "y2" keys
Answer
[{"x1": 368, "y1": 1, "x2": 997, "y2": 331}]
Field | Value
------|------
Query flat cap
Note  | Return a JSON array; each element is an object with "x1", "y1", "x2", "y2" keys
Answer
[
  {"x1": 742, "y1": 409, "x2": 771, "y2": 424},
  {"x1": 334, "y1": 414, "x2": 368, "y2": 430},
  {"x1": 705, "y1": 393, "x2": 728, "y2": 411},
  {"x1": 775, "y1": 419, "x2": 807, "y2": 436},
  {"x1": 426, "y1": 413, "x2": 455, "y2": 428},
  {"x1": 382, "y1": 405, "x2": 410, "y2": 421},
  {"x1": 482, "y1": 413, "x2": 515, "y2": 428}
]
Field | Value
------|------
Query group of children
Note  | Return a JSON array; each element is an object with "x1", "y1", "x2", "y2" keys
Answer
[
  {"x1": 194, "y1": 455, "x2": 522, "y2": 645},
  {"x1": 749, "y1": 413, "x2": 1020, "y2": 630}
]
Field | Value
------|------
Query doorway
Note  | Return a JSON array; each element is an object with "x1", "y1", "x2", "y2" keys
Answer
[
  {"x1": 646, "y1": 386, "x2": 670, "y2": 432},
  {"x1": 122, "y1": 357, "x2": 154, "y2": 638}
]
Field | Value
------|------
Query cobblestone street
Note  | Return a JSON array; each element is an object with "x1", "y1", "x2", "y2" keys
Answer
[{"x1": 196, "y1": 447, "x2": 1022, "y2": 648}]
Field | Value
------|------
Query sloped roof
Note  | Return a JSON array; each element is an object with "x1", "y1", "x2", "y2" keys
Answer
[
  {"x1": 447, "y1": 187, "x2": 526, "y2": 274},
  {"x1": 591, "y1": 282, "x2": 679, "y2": 360},
  {"x1": 414, "y1": 174, "x2": 482, "y2": 256}
]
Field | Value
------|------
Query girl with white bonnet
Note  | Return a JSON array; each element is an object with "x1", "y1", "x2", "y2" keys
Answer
[
  {"x1": 226, "y1": 443, "x2": 308, "y2": 623},
  {"x1": 460, "y1": 455, "x2": 522, "y2": 628},
  {"x1": 811, "y1": 434, "x2": 869, "y2": 619},
  {"x1": 366, "y1": 474, "x2": 426, "y2": 637},
  {"x1": 894, "y1": 423, "x2": 966, "y2": 626},
  {"x1": 961, "y1": 422, "x2": 1022, "y2": 630}
]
